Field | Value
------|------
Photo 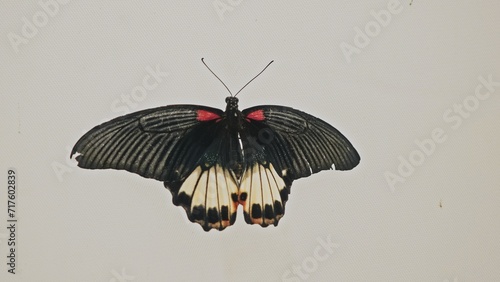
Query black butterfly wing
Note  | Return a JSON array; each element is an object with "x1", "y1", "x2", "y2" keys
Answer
[
  {"x1": 71, "y1": 105, "x2": 223, "y2": 181},
  {"x1": 71, "y1": 105, "x2": 241, "y2": 231},
  {"x1": 238, "y1": 105, "x2": 360, "y2": 226}
]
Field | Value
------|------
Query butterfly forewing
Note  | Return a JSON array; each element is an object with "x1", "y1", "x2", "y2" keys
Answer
[
  {"x1": 72, "y1": 105, "x2": 224, "y2": 181},
  {"x1": 241, "y1": 105, "x2": 360, "y2": 177}
]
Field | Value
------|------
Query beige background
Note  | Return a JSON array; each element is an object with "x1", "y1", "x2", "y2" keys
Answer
[{"x1": 1, "y1": 1, "x2": 500, "y2": 281}]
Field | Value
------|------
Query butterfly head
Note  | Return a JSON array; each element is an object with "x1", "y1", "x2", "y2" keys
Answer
[{"x1": 225, "y1": 96, "x2": 239, "y2": 111}]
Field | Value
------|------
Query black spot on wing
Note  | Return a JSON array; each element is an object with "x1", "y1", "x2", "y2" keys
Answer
[
  {"x1": 251, "y1": 204, "x2": 262, "y2": 219},
  {"x1": 239, "y1": 192, "x2": 247, "y2": 201},
  {"x1": 207, "y1": 208, "x2": 220, "y2": 224},
  {"x1": 264, "y1": 204, "x2": 274, "y2": 219},
  {"x1": 221, "y1": 206, "x2": 229, "y2": 221},
  {"x1": 174, "y1": 191, "x2": 191, "y2": 208},
  {"x1": 274, "y1": 200, "x2": 283, "y2": 215},
  {"x1": 231, "y1": 193, "x2": 239, "y2": 202},
  {"x1": 190, "y1": 205, "x2": 205, "y2": 221}
]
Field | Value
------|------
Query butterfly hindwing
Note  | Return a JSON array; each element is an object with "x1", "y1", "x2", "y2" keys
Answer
[
  {"x1": 164, "y1": 125, "x2": 242, "y2": 231},
  {"x1": 238, "y1": 160, "x2": 290, "y2": 227},
  {"x1": 166, "y1": 163, "x2": 239, "y2": 231}
]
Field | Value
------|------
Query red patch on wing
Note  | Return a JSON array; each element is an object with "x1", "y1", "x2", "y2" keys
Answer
[
  {"x1": 197, "y1": 110, "x2": 221, "y2": 122},
  {"x1": 246, "y1": 109, "x2": 265, "y2": 121}
]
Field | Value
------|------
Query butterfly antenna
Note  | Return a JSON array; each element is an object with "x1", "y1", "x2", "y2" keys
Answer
[
  {"x1": 202, "y1": 58, "x2": 233, "y2": 96},
  {"x1": 234, "y1": 60, "x2": 274, "y2": 97}
]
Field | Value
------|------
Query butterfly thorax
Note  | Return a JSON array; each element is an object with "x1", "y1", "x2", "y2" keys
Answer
[{"x1": 224, "y1": 96, "x2": 243, "y2": 131}]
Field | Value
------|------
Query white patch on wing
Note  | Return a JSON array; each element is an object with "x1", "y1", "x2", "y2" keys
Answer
[
  {"x1": 190, "y1": 167, "x2": 208, "y2": 218},
  {"x1": 250, "y1": 164, "x2": 263, "y2": 224},
  {"x1": 206, "y1": 166, "x2": 219, "y2": 228},
  {"x1": 216, "y1": 165, "x2": 238, "y2": 226},
  {"x1": 261, "y1": 167, "x2": 274, "y2": 225},
  {"x1": 239, "y1": 163, "x2": 286, "y2": 227},
  {"x1": 215, "y1": 165, "x2": 227, "y2": 213},
  {"x1": 177, "y1": 165, "x2": 238, "y2": 231},
  {"x1": 179, "y1": 166, "x2": 202, "y2": 197}
]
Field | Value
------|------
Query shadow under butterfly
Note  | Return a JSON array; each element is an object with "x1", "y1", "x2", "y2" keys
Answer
[{"x1": 71, "y1": 59, "x2": 360, "y2": 231}]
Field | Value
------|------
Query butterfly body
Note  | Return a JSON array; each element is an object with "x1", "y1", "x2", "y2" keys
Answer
[{"x1": 72, "y1": 94, "x2": 359, "y2": 231}]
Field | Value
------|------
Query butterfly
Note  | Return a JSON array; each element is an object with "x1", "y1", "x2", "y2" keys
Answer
[{"x1": 71, "y1": 59, "x2": 360, "y2": 231}]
